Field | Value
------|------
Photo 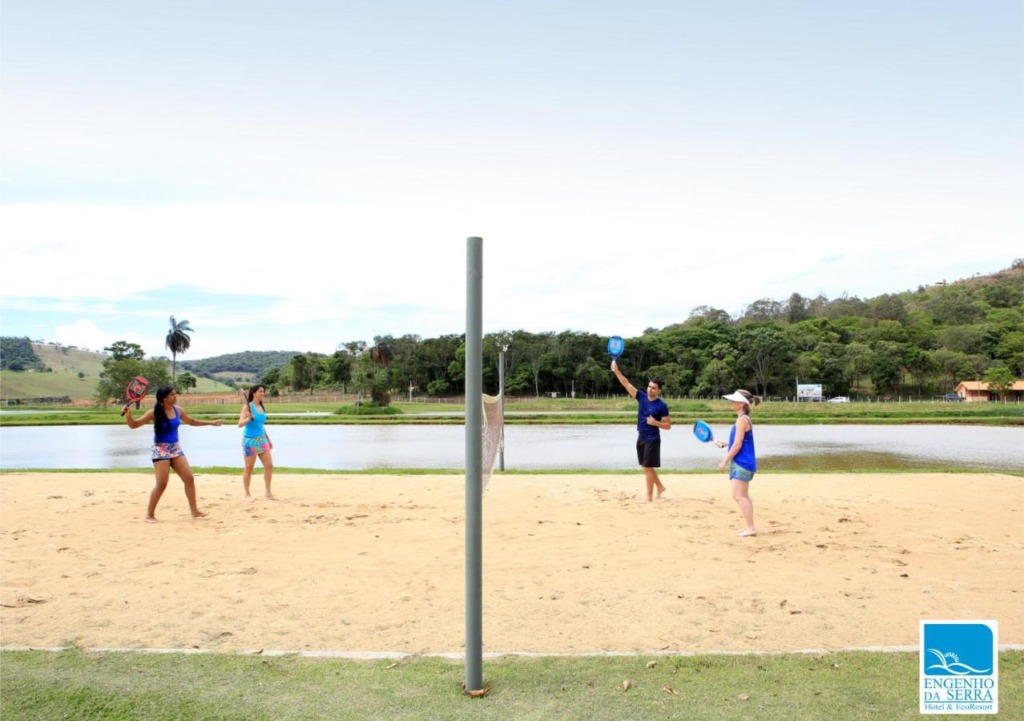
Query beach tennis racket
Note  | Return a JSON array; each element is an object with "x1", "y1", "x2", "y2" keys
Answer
[
  {"x1": 607, "y1": 336, "x2": 624, "y2": 360},
  {"x1": 120, "y1": 376, "x2": 151, "y2": 415},
  {"x1": 693, "y1": 419, "x2": 714, "y2": 443}
]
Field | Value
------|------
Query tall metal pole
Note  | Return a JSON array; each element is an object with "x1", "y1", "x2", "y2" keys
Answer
[
  {"x1": 464, "y1": 237, "x2": 483, "y2": 692},
  {"x1": 498, "y1": 348, "x2": 506, "y2": 472}
]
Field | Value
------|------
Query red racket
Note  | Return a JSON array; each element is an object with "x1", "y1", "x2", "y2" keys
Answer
[{"x1": 121, "y1": 376, "x2": 151, "y2": 416}]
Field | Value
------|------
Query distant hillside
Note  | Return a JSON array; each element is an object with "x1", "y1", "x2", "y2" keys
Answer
[
  {"x1": 0, "y1": 337, "x2": 48, "y2": 371},
  {"x1": 181, "y1": 350, "x2": 306, "y2": 379},
  {"x1": 1, "y1": 342, "x2": 108, "y2": 401},
  {"x1": 0, "y1": 342, "x2": 234, "y2": 402},
  {"x1": 4, "y1": 259, "x2": 1020, "y2": 402}
]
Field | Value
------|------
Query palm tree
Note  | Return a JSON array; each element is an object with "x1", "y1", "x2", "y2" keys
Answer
[
  {"x1": 165, "y1": 316, "x2": 194, "y2": 382},
  {"x1": 370, "y1": 344, "x2": 394, "y2": 367}
]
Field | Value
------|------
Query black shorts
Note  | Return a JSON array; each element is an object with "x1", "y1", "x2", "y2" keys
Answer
[{"x1": 636, "y1": 438, "x2": 661, "y2": 468}]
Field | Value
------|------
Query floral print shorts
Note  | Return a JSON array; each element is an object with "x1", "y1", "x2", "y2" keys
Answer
[
  {"x1": 152, "y1": 442, "x2": 184, "y2": 463},
  {"x1": 243, "y1": 436, "x2": 271, "y2": 457}
]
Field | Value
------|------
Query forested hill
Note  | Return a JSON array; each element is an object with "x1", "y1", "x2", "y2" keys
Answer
[
  {"x1": 180, "y1": 350, "x2": 302, "y2": 378},
  {"x1": 0, "y1": 337, "x2": 48, "y2": 371},
  {"x1": 5, "y1": 260, "x2": 1023, "y2": 401}
]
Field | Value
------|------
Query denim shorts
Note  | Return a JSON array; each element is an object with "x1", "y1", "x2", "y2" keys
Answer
[{"x1": 729, "y1": 461, "x2": 755, "y2": 483}]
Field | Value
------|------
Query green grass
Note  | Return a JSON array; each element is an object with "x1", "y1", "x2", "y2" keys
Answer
[
  {"x1": 2, "y1": 398, "x2": 1020, "y2": 427},
  {"x1": 0, "y1": 375, "x2": 231, "y2": 406},
  {"x1": 2, "y1": 648, "x2": 1019, "y2": 721}
]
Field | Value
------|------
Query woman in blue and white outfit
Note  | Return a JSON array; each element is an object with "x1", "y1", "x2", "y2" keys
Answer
[
  {"x1": 715, "y1": 389, "x2": 761, "y2": 537},
  {"x1": 124, "y1": 386, "x2": 223, "y2": 522},
  {"x1": 238, "y1": 384, "x2": 275, "y2": 502}
]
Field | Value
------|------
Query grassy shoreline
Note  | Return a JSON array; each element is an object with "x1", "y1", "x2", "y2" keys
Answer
[
  {"x1": 2, "y1": 398, "x2": 1022, "y2": 427},
  {"x1": 2, "y1": 647, "x2": 1020, "y2": 720}
]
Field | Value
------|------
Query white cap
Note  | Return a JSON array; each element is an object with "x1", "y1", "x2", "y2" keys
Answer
[{"x1": 722, "y1": 390, "x2": 751, "y2": 404}]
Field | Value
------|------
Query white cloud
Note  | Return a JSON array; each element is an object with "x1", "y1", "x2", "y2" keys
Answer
[
  {"x1": 4, "y1": 197, "x2": 1020, "y2": 361},
  {"x1": 53, "y1": 319, "x2": 147, "y2": 355}
]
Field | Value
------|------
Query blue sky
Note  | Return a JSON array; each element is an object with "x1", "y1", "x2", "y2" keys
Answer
[{"x1": 1, "y1": 1, "x2": 1021, "y2": 360}]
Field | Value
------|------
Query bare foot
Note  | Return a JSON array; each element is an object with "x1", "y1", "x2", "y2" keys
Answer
[
  {"x1": 736, "y1": 528, "x2": 757, "y2": 537},
  {"x1": 656, "y1": 486, "x2": 666, "y2": 499},
  {"x1": 144, "y1": 516, "x2": 159, "y2": 523},
  {"x1": 191, "y1": 510, "x2": 207, "y2": 519},
  {"x1": 244, "y1": 496, "x2": 255, "y2": 503},
  {"x1": 265, "y1": 493, "x2": 277, "y2": 500}
]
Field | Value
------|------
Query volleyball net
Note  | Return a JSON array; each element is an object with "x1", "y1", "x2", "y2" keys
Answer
[{"x1": 481, "y1": 392, "x2": 503, "y2": 488}]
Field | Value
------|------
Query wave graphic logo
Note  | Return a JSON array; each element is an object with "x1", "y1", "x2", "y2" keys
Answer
[
  {"x1": 926, "y1": 648, "x2": 991, "y2": 675},
  {"x1": 920, "y1": 620, "x2": 998, "y2": 715}
]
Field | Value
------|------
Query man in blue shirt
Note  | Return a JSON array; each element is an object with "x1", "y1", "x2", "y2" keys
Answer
[{"x1": 612, "y1": 360, "x2": 672, "y2": 501}]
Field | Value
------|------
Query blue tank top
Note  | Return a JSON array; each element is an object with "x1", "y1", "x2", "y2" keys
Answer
[
  {"x1": 154, "y1": 407, "x2": 181, "y2": 444},
  {"x1": 243, "y1": 402, "x2": 267, "y2": 438},
  {"x1": 728, "y1": 415, "x2": 757, "y2": 472}
]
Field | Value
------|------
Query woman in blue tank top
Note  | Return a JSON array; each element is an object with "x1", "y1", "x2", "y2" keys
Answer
[
  {"x1": 237, "y1": 384, "x2": 275, "y2": 502},
  {"x1": 124, "y1": 385, "x2": 224, "y2": 522},
  {"x1": 715, "y1": 389, "x2": 761, "y2": 537}
]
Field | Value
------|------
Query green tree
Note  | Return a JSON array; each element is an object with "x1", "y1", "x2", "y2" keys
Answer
[
  {"x1": 984, "y1": 366, "x2": 1015, "y2": 401},
  {"x1": 176, "y1": 372, "x2": 198, "y2": 393},
  {"x1": 288, "y1": 353, "x2": 319, "y2": 392},
  {"x1": 738, "y1": 325, "x2": 795, "y2": 397},
  {"x1": 793, "y1": 351, "x2": 822, "y2": 391},
  {"x1": 426, "y1": 378, "x2": 449, "y2": 395},
  {"x1": 740, "y1": 298, "x2": 784, "y2": 323},
  {"x1": 419, "y1": 335, "x2": 461, "y2": 397},
  {"x1": 993, "y1": 330, "x2": 1024, "y2": 377},
  {"x1": 867, "y1": 294, "x2": 908, "y2": 323},
  {"x1": 980, "y1": 277, "x2": 1024, "y2": 308},
  {"x1": 575, "y1": 356, "x2": 614, "y2": 396},
  {"x1": 901, "y1": 346, "x2": 935, "y2": 397},
  {"x1": 444, "y1": 342, "x2": 467, "y2": 394},
  {"x1": 688, "y1": 305, "x2": 733, "y2": 323},
  {"x1": 96, "y1": 347, "x2": 171, "y2": 405},
  {"x1": 368, "y1": 339, "x2": 395, "y2": 406},
  {"x1": 845, "y1": 342, "x2": 871, "y2": 392},
  {"x1": 165, "y1": 316, "x2": 193, "y2": 381},
  {"x1": 938, "y1": 325, "x2": 987, "y2": 355},
  {"x1": 868, "y1": 342, "x2": 903, "y2": 397},
  {"x1": 786, "y1": 319, "x2": 839, "y2": 353},
  {"x1": 931, "y1": 349, "x2": 973, "y2": 391},
  {"x1": 695, "y1": 358, "x2": 736, "y2": 397},
  {"x1": 816, "y1": 341, "x2": 852, "y2": 396},
  {"x1": 261, "y1": 367, "x2": 282, "y2": 388},
  {"x1": 0, "y1": 337, "x2": 47, "y2": 371},
  {"x1": 785, "y1": 293, "x2": 810, "y2": 323},
  {"x1": 321, "y1": 351, "x2": 353, "y2": 390},
  {"x1": 645, "y1": 362, "x2": 694, "y2": 397},
  {"x1": 867, "y1": 319, "x2": 908, "y2": 344},
  {"x1": 519, "y1": 332, "x2": 555, "y2": 397},
  {"x1": 105, "y1": 341, "x2": 146, "y2": 361}
]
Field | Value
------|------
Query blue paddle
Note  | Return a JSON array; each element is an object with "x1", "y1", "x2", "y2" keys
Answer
[
  {"x1": 607, "y1": 336, "x2": 624, "y2": 360},
  {"x1": 693, "y1": 419, "x2": 714, "y2": 443}
]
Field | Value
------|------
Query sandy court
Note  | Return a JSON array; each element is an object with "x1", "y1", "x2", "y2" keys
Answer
[{"x1": 1, "y1": 472, "x2": 1021, "y2": 656}]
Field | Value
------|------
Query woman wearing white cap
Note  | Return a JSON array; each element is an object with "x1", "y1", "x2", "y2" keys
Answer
[{"x1": 715, "y1": 389, "x2": 761, "y2": 537}]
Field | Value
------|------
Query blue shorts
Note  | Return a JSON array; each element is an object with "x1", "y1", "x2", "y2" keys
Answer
[
  {"x1": 243, "y1": 436, "x2": 271, "y2": 457},
  {"x1": 729, "y1": 461, "x2": 755, "y2": 483}
]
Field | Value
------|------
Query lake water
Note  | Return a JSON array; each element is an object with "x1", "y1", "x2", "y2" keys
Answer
[{"x1": 0, "y1": 423, "x2": 1021, "y2": 472}]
